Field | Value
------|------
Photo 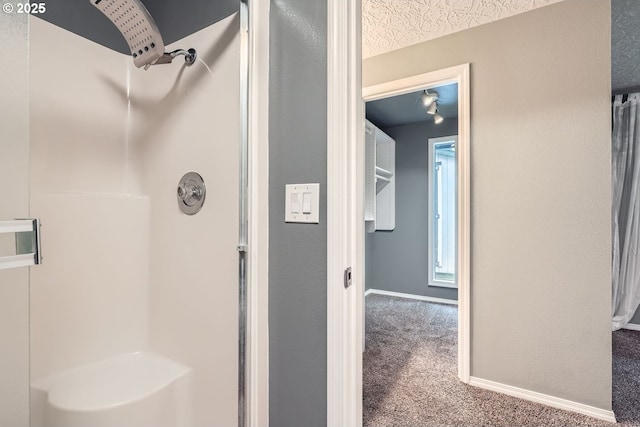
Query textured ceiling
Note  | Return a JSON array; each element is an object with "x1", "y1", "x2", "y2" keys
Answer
[
  {"x1": 362, "y1": 0, "x2": 565, "y2": 58},
  {"x1": 612, "y1": 0, "x2": 640, "y2": 92}
]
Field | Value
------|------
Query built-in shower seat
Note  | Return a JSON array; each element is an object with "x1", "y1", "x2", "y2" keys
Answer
[{"x1": 30, "y1": 352, "x2": 192, "y2": 427}]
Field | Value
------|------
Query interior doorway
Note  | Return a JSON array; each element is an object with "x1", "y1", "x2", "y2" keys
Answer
[
  {"x1": 361, "y1": 63, "x2": 470, "y2": 374},
  {"x1": 363, "y1": 84, "x2": 460, "y2": 297},
  {"x1": 362, "y1": 82, "x2": 461, "y2": 424}
]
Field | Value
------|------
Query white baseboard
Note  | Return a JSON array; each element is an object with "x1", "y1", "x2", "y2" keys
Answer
[
  {"x1": 623, "y1": 322, "x2": 640, "y2": 331},
  {"x1": 468, "y1": 377, "x2": 616, "y2": 423},
  {"x1": 364, "y1": 288, "x2": 458, "y2": 306}
]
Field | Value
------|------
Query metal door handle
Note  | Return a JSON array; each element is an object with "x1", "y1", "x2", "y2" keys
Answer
[
  {"x1": 344, "y1": 267, "x2": 352, "y2": 289},
  {"x1": 0, "y1": 219, "x2": 42, "y2": 270}
]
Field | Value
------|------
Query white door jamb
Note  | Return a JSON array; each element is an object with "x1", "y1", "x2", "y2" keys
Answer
[
  {"x1": 246, "y1": 0, "x2": 270, "y2": 425},
  {"x1": 327, "y1": 0, "x2": 364, "y2": 426}
]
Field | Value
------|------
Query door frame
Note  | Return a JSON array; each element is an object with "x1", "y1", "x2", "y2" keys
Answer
[
  {"x1": 364, "y1": 64, "x2": 471, "y2": 395},
  {"x1": 326, "y1": 0, "x2": 471, "y2": 419},
  {"x1": 326, "y1": 0, "x2": 364, "y2": 426}
]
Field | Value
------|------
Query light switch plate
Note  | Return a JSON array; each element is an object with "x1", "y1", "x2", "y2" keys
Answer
[{"x1": 285, "y1": 183, "x2": 320, "y2": 223}]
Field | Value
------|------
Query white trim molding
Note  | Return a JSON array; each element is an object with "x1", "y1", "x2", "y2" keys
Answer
[
  {"x1": 362, "y1": 64, "x2": 471, "y2": 384},
  {"x1": 469, "y1": 377, "x2": 617, "y2": 423},
  {"x1": 365, "y1": 288, "x2": 458, "y2": 306},
  {"x1": 363, "y1": 65, "x2": 468, "y2": 102},
  {"x1": 623, "y1": 323, "x2": 640, "y2": 331},
  {"x1": 457, "y1": 64, "x2": 471, "y2": 384},
  {"x1": 246, "y1": 0, "x2": 270, "y2": 425},
  {"x1": 327, "y1": 0, "x2": 363, "y2": 426}
]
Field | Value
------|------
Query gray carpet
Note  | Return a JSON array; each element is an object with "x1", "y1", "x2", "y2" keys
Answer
[
  {"x1": 363, "y1": 294, "x2": 640, "y2": 427},
  {"x1": 613, "y1": 329, "x2": 640, "y2": 425}
]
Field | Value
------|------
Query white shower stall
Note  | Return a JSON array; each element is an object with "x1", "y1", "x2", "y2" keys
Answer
[{"x1": 0, "y1": 2, "x2": 247, "y2": 426}]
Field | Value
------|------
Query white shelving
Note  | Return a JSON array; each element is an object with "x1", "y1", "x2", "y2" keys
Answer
[
  {"x1": 365, "y1": 120, "x2": 395, "y2": 232},
  {"x1": 375, "y1": 166, "x2": 392, "y2": 193}
]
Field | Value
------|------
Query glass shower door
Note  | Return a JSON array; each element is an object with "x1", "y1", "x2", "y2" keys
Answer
[
  {"x1": 0, "y1": 9, "x2": 31, "y2": 427},
  {"x1": 1, "y1": 4, "x2": 244, "y2": 426}
]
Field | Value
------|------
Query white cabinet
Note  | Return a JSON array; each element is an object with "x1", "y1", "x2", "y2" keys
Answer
[{"x1": 365, "y1": 120, "x2": 395, "y2": 232}]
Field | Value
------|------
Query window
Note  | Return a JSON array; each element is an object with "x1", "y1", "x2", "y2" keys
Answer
[{"x1": 428, "y1": 136, "x2": 457, "y2": 288}]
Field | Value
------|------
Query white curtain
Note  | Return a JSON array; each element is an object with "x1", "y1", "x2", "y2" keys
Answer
[{"x1": 612, "y1": 93, "x2": 640, "y2": 330}]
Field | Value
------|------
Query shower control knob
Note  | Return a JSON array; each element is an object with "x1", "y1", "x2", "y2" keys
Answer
[
  {"x1": 192, "y1": 186, "x2": 203, "y2": 200},
  {"x1": 177, "y1": 184, "x2": 188, "y2": 200},
  {"x1": 177, "y1": 183, "x2": 202, "y2": 205},
  {"x1": 177, "y1": 184, "x2": 202, "y2": 203},
  {"x1": 177, "y1": 172, "x2": 206, "y2": 215}
]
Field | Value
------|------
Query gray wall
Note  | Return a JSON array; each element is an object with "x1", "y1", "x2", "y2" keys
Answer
[
  {"x1": 269, "y1": 1, "x2": 327, "y2": 426},
  {"x1": 365, "y1": 0, "x2": 612, "y2": 410},
  {"x1": 365, "y1": 233, "x2": 373, "y2": 290},
  {"x1": 612, "y1": 0, "x2": 640, "y2": 92},
  {"x1": 366, "y1": 120, "x2": 458, "y2": 301},
  {"x1": 630, "y1": 305, "x2": 640, "y2": 325}
]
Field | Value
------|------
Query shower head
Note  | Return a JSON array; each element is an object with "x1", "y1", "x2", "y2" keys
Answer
[
  {"x1": 91, "y1": 0, "x2": 164, "y2": 68},
  {"x1": 91, "y1": 0, "x2": 197, "y2": 69}
]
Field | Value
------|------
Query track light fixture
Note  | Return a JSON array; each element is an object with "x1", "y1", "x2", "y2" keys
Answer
[
  {"x1": 421, "y1": 90, "x2": 438, "y2": 107},
  {"x1": 420, "y1": 89, "x2": 444, "y2": 124}
]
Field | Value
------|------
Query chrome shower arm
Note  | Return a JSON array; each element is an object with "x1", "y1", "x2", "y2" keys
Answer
[
  {"x1": 168, "y1": 48, "x2": 197, "y2": 62},
  {"x1": 147, "y1": 48, "x2": 198, "y2": 69}
]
